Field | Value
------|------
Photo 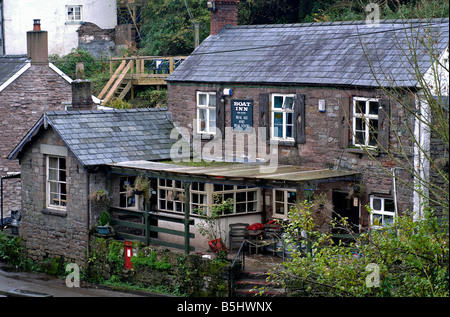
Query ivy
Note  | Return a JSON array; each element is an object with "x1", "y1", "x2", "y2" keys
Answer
[{"x1": 131, "y1": 251, "x2": 172, "y2": 271}]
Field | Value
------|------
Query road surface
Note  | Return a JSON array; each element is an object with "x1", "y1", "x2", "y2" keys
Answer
[{"x1": 0, "y1": 262, "x2": 143, "y2": 297}]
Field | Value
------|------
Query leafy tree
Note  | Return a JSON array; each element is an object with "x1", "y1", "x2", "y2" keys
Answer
[
  {"x1": 269, "y1": 201, "x2": 449, "y2": 296},
  {"x1": 139, "y1": 0, "x2": 210, "y2": 56}
]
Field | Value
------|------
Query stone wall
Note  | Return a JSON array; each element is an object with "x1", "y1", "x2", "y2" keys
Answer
[
  {"x1": 88, "y1": 237, "x2": 231, "y2": 297},
  {"x1": 17, "y1": 127, "x2": 91, "y2": 267},
  {"x1": 77, "y1": 22, "x2": 115, "y2": 58},
  {"x1": 167, "y1": 83, "x2": 416, "y2": 220},
  {"x1": 0, "y1": 64, "x2": 72, "y2": 214}
]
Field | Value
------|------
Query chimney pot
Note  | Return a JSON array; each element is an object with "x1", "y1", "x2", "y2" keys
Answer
[{"x1": 33, "y1": 19, "x2": 41, "y2": 31}]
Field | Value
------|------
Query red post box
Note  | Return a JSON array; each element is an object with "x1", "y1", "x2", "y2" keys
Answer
[{"x1": 124, "y1": 241, "x2": 133, "y2": 270}]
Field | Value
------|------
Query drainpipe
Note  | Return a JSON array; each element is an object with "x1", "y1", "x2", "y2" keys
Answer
[
  {"x1": 391, "y1": 167, "x2": 398, "y2": 218},
  {"x1": 0, "y1": 0, "x2": 5, "y2": 55},
  {"x1": 86, "y1": 171, "x2": 90, "y2": 261}
]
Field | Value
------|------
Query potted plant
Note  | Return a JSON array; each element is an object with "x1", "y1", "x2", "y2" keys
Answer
[
  {"x1": 125, "y1": 175, "x2": 151, "y2": 200},
  {"x1": 97, "y1": 210, "x2": 111, "y2": 235}
]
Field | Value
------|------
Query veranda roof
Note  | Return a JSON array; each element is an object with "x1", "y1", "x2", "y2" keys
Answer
[{"x1": 107, "y1": 160, "x2": 359, "y2": 189}]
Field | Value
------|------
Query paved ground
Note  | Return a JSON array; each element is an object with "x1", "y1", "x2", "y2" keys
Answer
[{"x1": 0, "y1": 262, "x2": 145, "y2": 297}]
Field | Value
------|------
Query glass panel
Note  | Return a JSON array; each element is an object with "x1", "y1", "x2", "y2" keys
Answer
[
  {"x1": 369, "y1": 101, "x2": 379, "y2": 115},
  {"x1": 275, "y1": 190, "x2": 284, "y2": 202},
  {"x1": 59, "y1": 158, "x2": 66, "y2": 170},
  {"x1": 49, "y1": 169, "x2": 58, "y2": 181},
  {"x1": 284, "y1": 97, "x2": 294, "y2": 110},
  {"x1": 355, "y1": 131, "x2": 365, "y2": 145},
  {"x1": 213, "y1": 184, "x2": 223, "y2": 191},
  {"x1": 209, "y1": 94, "x2": 216, "y2": 106},
  {"x1": 356, "y1": 100, "x2": 366, "y2": 114},
  {"x1": 273, "y1": 125, "x2": 283, "y2": 138},
  {"x1": 247, "y1": 201, "x2": 257, "y2": 212},
  {"x1": 224, "y1": 185, "x2": 233, "y2": 191},
  {"x1": 198, "y1": 109, "x2": 206, "y2": 131},
  {"x1": 355, "y1": 117, "x2": 364, "y2": 131},
  {"x1": 372, "y1": 198, "x2": 381, "y2": 211},
  {"x1": 275, "y1": 202, "x2": 284, "y2": 215},
  {"x1": 368, "y1": 119, "x2": 378, "y2": 146},
  {"x1": 286, "y1": 113, "x2": 293, "y2": 125},
  {"x1": 236, "y1": 203, "x2": 246, "y2": 213},
  {"x1": 236, "y1": 192, "x2": 246, "y2": 202},
  {"x1": 384, "y1": 215, "x2": 394, "y2": 226},
  {"x1": 286, "y1": 125, "x2": 293, "y2": 138},
  {"x1": 50, "y1": 193, "x2": 59, "y2": 206},
  {"x1": 247, "y1": 191, "x2": 256, "y2": 201},
  {"x1": 274, "y1": 96, "x2": 283, "y2": 109},
  {"x1": 198, "y1": 93, "x2": 207, "y2": 106},
  {"x1": 49, "y1": 157, "x2": 58, "y2": 169},
  {"x1": 209, "y1": 108, "x2": 216, "y2": 132},
  {"x1": 384, "y1": 199, "x2": 395, "y2": 212},
  {"x1": 287, "y1": 191, "x2": 296, "y2": 204},
  {"x1": 59, "y1": 169, "x2": 66, "y2": 182},
  {"x1": 372, "y1": 214, "x2": 382, "y2": 226}
]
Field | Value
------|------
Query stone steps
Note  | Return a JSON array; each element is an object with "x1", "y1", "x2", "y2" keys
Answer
[{"x1": 233, "y1": 271, "x2": 285, "y2": 297}]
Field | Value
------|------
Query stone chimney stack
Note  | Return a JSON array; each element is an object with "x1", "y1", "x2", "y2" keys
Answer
[
  {"x1": 26, "y1": 19, "x2": 48, "y2": 65},
  {"x1": 71, "y1": 63, "x2": 95, "y2": 110},
  {"x1": 209, "y1": 0, "x2": 239, "y2": 35}
]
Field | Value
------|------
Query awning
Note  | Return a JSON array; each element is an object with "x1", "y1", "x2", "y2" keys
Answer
[{"x1": 107, "y1": 161, "x2": 359, "y2": 189}]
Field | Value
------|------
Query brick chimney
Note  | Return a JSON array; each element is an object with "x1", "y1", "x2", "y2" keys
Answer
[
  {"x1": 26, "y1": 19, "x2": 48, "y2": 65},
  {"x1": 209, "y1": 0, "x2": 239, "y2": 35}
]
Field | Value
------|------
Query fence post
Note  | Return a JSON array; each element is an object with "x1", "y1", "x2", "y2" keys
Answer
[{"x1": 183, "y1": 182, "x2": 191, "y2": 255}]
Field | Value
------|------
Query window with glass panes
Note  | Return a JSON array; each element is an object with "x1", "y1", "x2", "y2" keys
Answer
[
  {"x1": 273, "y1": 189, "x2": 297, "y2": 218},
  {"x1": 47, "y1": 156, "x2": 67, "y2": 209},
  {"x1": 119, "y1": 176, "x2": 139, "y2": 210},
  {"x1": 66, "y1": 5, "x2": 82, "y2": 21},
  {"x1": 191, "y1": 182, "x2": 208, "y2": 215},
  {"x1": 353, "y1": 97, "x2": 379, "y2": 147},
  {"x1": 196, "y1": 92, "x2": 216, "y2": 134},
  {"x1": 271, "y1": 94, "x2": 295, "y2": 140},
  {"x1": 370, "y1": 196, "x2": 395, "y2": 228},
  {"x1": 213, "y1": 184, "x2": 258, "y2": 215},
  {"x1": 158, "y1": 179, "x2": 185, "y2": 213}
]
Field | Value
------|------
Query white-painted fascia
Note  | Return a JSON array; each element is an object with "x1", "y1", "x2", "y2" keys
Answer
[{"x1": 0, "y1": 62, "x2": 31, "y2": 93}]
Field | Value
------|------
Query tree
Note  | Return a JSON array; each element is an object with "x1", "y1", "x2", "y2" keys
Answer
[
  {"x1": 139, "y1": 0, "x2": 211, "y2": 56},
  {"x1": 269, "y1": 201, "x2": 448, "y2": 296}
]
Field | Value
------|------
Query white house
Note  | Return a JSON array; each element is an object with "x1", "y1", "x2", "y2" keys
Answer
[{"x1": 1, "y1": 0, "x2": 117, "y2": 56}]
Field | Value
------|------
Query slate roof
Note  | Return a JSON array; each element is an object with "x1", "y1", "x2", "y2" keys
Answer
[
  {"x1": 0, "y1": 55, "x2": 29, "y2": 91},
  {"x1": 167, "y1": 18, "x2": 449, "y2": 88},
  {"x1": 8, "y1": 108, "x2": 185, "y2": 167}
]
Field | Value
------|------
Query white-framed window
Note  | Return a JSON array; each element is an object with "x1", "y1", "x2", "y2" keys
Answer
[
  {"x1": 212, "y1": 184, "x2": 259, "y2": 215},
  {"x1": 157, "y1": 179, "x2": 259, "y2": 216},
  {"x1": 191, "y1": 182, "x2": 208, "y2": 215},
  {"x1": 66, "y1": 5, "x2": 82, "y2": 22},
  {"x1": 273, "y1": 189, "x2": 297, "y2": 218},
  {"x1": 158, "y1": 179, "x2": 185, "y2": 213},
  {"x1": 119, "y1": 176, "x2": 141, "y2": 210},
  {"x1": 370, "y1": 196, "x2": 395, "y2": 228},
  {"x1": 353, "y1": 97, "x2": 379, "y2": 147},
  {"x1": 271, "y1": 94, "x2": 295, "y2": 141},
  {"x1": 196, "y1": 92, "x2": 216, "y2": 134},
  {"x1": 46, "y1": 156, "x2": 67, "y2": 210}
]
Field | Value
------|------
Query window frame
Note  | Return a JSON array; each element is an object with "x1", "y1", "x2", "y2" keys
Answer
[
  {"x1": 66, "y1": 5, "x2": 83, "y2": 22},
  {"x1": 119, "y1": 176, "x2": 141, "y2": 211},
  {"x1": 270, "y1": 94, "x2": 296, "y2": 141},
  {"x1": 369, "y1": 195, "x2": 396, "y2": 228},
  {"x1": 157, "y1": 179, "x2": 185, "y2": 213},
  {"x1": 196, "y1": 91, "x2": 217, "y2": 135},
  {"x1": 46, "y1": 155, "x2": 67, "y2": 210},
  {"x1": 352, "y1": 97, "x2": 380, "y2": 148},
  {"x1": 272, "y1": 189, "x2": 297, "y2": 219}
]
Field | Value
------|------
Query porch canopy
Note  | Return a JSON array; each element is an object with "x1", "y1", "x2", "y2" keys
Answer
[{"x1": 106, "y1": 160, "x2": 359, "y2": 190}]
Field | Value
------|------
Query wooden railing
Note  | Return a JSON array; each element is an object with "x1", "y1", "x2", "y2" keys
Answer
[
  {"x1": 109, "y1": 206, "x2": 195, "y2": 254},
  {"x1": 98, "y1": 56, "x2": 187, "y2": 105}
]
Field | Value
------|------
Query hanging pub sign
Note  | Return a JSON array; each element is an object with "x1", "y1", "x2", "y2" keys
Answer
[{"x1": 231, "y1": 99, "x2": 253, "y2": 132}]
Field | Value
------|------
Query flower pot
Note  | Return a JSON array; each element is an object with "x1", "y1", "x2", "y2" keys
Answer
[{"x1": 97, "y1": 225, "x2": 110, "y2": 235}]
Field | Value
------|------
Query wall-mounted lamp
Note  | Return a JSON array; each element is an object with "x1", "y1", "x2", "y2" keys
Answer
[
  {"x1": 318, "y1": 99, "x2": 326, "y2": 113},
  {"x1": 223, "y1": 88, "x2": 233, "y2": 96},
  {"x1": 207, "y1": 1, "x2": 217, "y2": 11}
]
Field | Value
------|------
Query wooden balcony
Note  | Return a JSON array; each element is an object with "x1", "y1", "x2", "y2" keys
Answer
[{"x1": 98, "y1": 56, "x2": 187, "y2": 105}]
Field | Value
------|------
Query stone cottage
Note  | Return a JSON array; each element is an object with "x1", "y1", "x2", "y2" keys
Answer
[
  {"x1": 8, "y1": 107, "x2": 182, "y2": 265},
  {"x1": 0, "y1": 21, "x2": 100, "y2": 224},
  {"x1": 165, "y1": 1, "x2": 449, "y2": 229}
]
